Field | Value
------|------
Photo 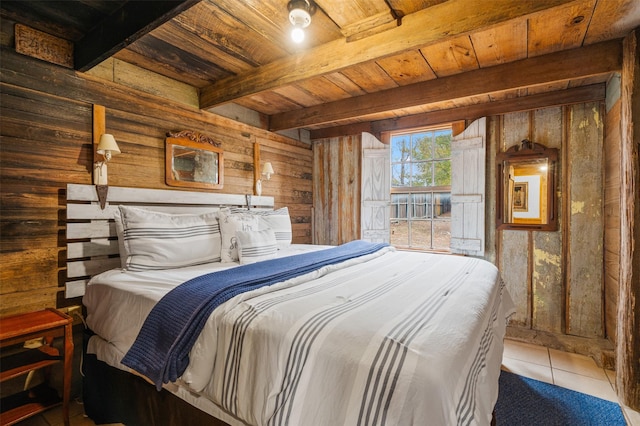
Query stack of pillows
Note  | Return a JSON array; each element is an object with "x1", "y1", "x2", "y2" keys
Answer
[{"x1": 114, "y1": 205, "x2": 293, "y2": 271}]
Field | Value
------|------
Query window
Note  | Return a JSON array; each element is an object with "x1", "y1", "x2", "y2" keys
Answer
[{"x1": 390, "y1": 127, "x2": 452, "y2": 251}]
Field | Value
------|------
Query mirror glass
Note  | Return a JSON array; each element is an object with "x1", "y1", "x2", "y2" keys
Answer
[
  {"x1": 166, "y1": 133, "x2": 223, "y2": 190},
  {"x1": 497, "y1": 140, "x2": 557, "y2": 231}
]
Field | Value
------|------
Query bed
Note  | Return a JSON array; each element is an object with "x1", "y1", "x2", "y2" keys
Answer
[{"x1": 66, "y1": 184, "x2": 514, "y2": 426}]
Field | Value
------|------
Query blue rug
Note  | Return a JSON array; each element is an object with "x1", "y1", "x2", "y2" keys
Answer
[{"x1": 496, "y1": 370, "x2": 627, "y2": 425}]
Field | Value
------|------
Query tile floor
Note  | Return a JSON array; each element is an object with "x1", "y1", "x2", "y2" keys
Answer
[
  {"x1": 502, "y1": 338, "x2": 640, "y2": 426},
  {"x1": 16, "y1": 338, "x2": 640, "y2": 425}
]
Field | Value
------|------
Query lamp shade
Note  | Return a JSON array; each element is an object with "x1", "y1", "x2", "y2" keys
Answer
[
  {"x1": 262, "y1": 162, "x2": 275, "y2": 176},
  {"x1": 97, "y1": 134, "x2": 121, "y2": 156}
]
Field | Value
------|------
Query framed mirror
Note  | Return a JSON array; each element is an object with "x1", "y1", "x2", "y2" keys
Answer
[
  {"x1": 165, "y1": 130, "x2": 223, "y2": 190},
  {"x1": 496, "y1": 139, "x2": 558, "y2": 231}
]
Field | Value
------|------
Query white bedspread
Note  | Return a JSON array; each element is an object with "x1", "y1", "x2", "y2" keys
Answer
[{"x1": 84, "y1": 245, "x2": 514, "y2": 426}]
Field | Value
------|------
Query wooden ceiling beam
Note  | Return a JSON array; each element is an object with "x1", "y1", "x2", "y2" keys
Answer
[
  {"x1": 309, "y1": 83, "x2": 607, "y2": 140},
  {"x1": 199, "y1": 0, "x2": 576, "y2": 109},
  {"x1": 273, "y1": 39, "x2": 622, "y2": 131},
  {"x1": 74, "y1": 0, "x2": 201, "y2": 72}
]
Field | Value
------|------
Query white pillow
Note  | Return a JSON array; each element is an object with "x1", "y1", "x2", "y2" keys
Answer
[
  {"x1": 253, "y1": 207, "x2": 293, "y2": 248},
  {"x1": 218, "y1": 208, "x2": 261, "y2": 262},
  {"x1": 228, "y1": 207, "x2": 293, "y2": 249},
  {"x1": 236, "y1": 228, "x2": 278, "y2": 264},
  {"x1": 117, "y1": 205, "x2": 221, "y2": 271}
]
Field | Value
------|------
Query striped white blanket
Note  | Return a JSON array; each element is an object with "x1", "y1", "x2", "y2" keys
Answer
[{"x1": 84, "y1": 247, "x2": 514, "y2": 426}]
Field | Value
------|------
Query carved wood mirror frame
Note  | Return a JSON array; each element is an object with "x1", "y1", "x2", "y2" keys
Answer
[
  {"x1": 165, "y1": 130, "x2": 224, "y2": 190},
  {"x1": 496, "y1": 139, "x2": 558, "y2": 231}
]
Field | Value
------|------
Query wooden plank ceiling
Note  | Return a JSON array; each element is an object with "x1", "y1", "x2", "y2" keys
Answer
[{"x1": 2, "y1": 0, "x2": 640, "y2": 135}]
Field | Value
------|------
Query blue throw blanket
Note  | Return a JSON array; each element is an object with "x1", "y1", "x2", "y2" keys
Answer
[{"x1": 122, "y1": 240, "x2": 388, "y2": 390}]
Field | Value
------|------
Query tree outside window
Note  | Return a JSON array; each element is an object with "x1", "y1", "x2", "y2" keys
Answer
[{"x1": 390, "y1": 127, "x2": 452, "y2": 250}]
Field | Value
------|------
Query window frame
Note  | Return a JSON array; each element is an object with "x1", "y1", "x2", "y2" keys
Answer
[{"x1": 389, "y1": 125, "x2": 453, "y2": 252}]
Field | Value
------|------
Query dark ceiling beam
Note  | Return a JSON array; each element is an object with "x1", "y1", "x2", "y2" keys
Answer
[
  {"x1": 272, "y1": 39, "x2": 622, "y2": 131},
  {"x1": 199, "y1": 0, "x2": 576, "y2": 109},
  {"x1": 74, "y1": 0, "x2": 201, "y2": 72},
  {"x1": 309, "y1": 83, "x2": 606, "y2": 140}
]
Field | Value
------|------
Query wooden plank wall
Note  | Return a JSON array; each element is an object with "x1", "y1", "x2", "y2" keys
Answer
[
  {"x1": 565, "y1": 104, "x2": 605, "y2": 338},
  {"x1": 0, "y1": 47, "x2": 313, "y2": 316},
  {"x1": 604, "y1": 76, "x2": 621, "y2": 345},
  {"x1": 312, "y1": 135, "x2": 361, "y2": 245},
  {"x1": 494, "y1": 103, "x2": 605, "y2": 340}
]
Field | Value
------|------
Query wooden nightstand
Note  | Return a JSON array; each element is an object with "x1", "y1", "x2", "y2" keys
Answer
[{"x1": 0, "y1": 308, "x2": 73, "y2": 426}]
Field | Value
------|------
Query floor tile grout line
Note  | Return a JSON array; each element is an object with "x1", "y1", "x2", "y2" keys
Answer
[{"x1": 546, "y1": 347, "x2": 556, "y2": 385}]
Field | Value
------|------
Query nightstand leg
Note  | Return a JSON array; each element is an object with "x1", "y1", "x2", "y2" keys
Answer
[{"x1": 63, "y1": 322, "x2": 73, "y2": 426}]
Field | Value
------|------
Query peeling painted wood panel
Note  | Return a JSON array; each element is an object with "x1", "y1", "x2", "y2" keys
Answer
[
  {"x1": 531, "y1": 107, "x2": 564, "y2": 333},
  {"x1": 501, "y1": 111, "x2": 529, "y2": 151},
  {"x1": 532, "y1": 232, "x2": 564, "y2": 333},
  {"x1": 500, "y1": 230, "x2": 530, "y2": 327},
  {"x1": 566, "y1": 102, "x2": 604, "y2": 338},
  {"x1": 498, "y1": 111, "x2": 531, "y2": 327}
]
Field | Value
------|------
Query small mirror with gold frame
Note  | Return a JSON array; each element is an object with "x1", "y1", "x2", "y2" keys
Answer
[
  {"x1": 496, "y1": 139, "x2": 558, "y2": 231},
  {"x1": 165, "y1": 130, "x2": 223, "y2": 190}
]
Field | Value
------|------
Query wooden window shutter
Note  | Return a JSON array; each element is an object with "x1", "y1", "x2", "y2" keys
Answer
[
  {"x1": 361, "y1": 133, "x2": 390, "y2": 243},
  {"x1": 450, "y1": 117, "x2": 486, "y2": 256}
]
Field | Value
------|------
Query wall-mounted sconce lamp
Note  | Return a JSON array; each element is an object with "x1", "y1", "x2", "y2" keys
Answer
[
  {"x1": 93, "y1": 133, "x2": 120, "y2": 209},
  {"x1": 94, "y1": 134, "x2": 120, "y2": 185},
  {"x1": 262, "y1": 162, "x2": 274, "y2": 180},
  {"x1": 255, "y1": 162, "x2": 275, "y2": 196}
]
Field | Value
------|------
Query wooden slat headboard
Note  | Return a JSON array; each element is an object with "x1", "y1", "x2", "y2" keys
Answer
[{"x1": 65, "y1": 184, "x2": 274, "y2": 298}]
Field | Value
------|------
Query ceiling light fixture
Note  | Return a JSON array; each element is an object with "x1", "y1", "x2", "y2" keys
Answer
[{"x1": 288, "y1": 0, "x2": 315, "y2": 43}]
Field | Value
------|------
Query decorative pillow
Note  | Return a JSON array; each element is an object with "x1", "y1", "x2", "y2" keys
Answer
[
  {"x1": 117, "y1": 205, "x2": 221, "y2": 271},
  {"x1": 218, "y1": 208, "x2": 261, "y2": 262},
  {"x1": 253, "y1": 207, "x2": 293, "y2": 248},
  {"x1": 236, "y1": 228, "x2": 278, "y2": 264},
  {"x1": 227, "y1": 207, "x2": 292, "y2": 249}
]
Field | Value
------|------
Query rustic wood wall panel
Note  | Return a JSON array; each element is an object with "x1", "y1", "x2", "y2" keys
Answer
[
  {"x1": 499, "y1": 230, "x2": 531, "y2": 327},
  {"x1": 531, "y1": 231, "x2": 563, "y2": 333},
  {"x1": 565, "y1": 102, "x2": 604, "y2": 338},
  {"x1": 484, "y1": 116, "x2": 499, "y2": 265},
  {"x1": 339, "y1": 135, "x2": 360, "y2": 243},
  {"x1": 604, "y1": 92, "x2": 621, "y2": 345},
  {"x1": 495, "y1": 103, "x2": 606, "y2": 341},
  {"x1": 531, "y1": 107, "x2": 563, "y2": 334},
  {"x1": 498, "y1": 112, "x2": 531, "y2": 327},
  {"x1": 312, "y1": 140, "x2": 328, "y2": 244},
  {"x1": 312, "y1": 135, "x2": 362, "y2": 245},
  {"x1": 0, "y1": 48, "x2": 312, "y2": 316}
]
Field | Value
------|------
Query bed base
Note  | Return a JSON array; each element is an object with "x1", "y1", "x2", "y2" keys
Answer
[{"x1": 82, "y1": 330, "x2": 229, "y2": 426}]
